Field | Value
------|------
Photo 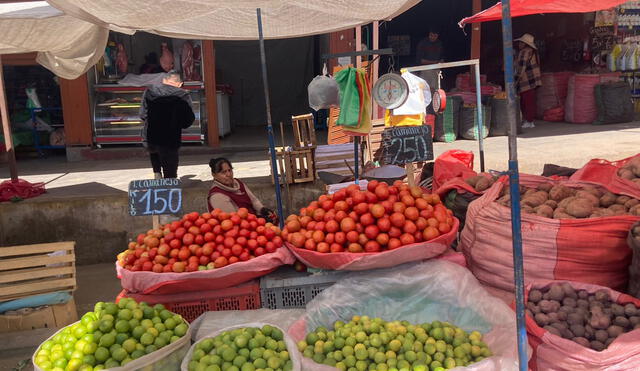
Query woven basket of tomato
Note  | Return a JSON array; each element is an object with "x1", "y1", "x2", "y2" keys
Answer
[
  {"x1": 116, "y1": 209, "x2": 295, "y2": 295},
  {"x1": 282, "y1": 180, "x2": 459, "y2": 270}
]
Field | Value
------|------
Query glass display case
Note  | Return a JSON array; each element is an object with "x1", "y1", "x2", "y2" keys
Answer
[{"x1": 93, "y1": 83, "x2": 205, "y2": 145}]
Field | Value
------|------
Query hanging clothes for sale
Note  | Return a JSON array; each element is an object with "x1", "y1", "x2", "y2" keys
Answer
[
  {"x1": 385, "y1": 71, "x2": 431, "y2": 127},
  {"x1": 335, "y1": 67, "x2": 362, "y2": 128},
  {"x1": 344, "y1": 68, "x2": 372, "y2": 135}
]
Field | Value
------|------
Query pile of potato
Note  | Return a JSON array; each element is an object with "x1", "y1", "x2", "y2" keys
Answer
[
  {"x1": 617, "y1": 157, "x2": 640, "y2": 185},
  {"x1": 465, "y1": 174, "x2": 498, "y2": 192},
  {"x1": 527, "y1": 282, "x2": 640, "y2": 351},
  {"x1": 496, "y1": 183, "x2": 640, "y2": 219}
]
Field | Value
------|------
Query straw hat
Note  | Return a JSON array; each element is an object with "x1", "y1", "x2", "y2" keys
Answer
[{"x1": 514, "y1": 33, "x2": 537, "y2": 49}]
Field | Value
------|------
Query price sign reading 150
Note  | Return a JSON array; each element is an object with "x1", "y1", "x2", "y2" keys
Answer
[{"x1": 128, "y1": 179, "x2": 182, "y2": 216}]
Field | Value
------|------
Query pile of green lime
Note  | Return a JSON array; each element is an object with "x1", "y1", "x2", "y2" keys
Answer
[
  {"x1": 187, "y1": 325, "x2": 293, "y2": 371},
  {"x1": 33, "y1": 298, "x2": 188, "y2": 371},
  {"x1": 297, "y1": 315, "x2": 492, "y2": 371}
]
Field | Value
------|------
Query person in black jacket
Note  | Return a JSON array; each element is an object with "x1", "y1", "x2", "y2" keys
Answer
[{"x1": 140, "y1": 71, "x2": 195, "y2": 179}]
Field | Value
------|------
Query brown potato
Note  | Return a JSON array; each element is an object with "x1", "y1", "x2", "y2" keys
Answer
[
  {"x1": 573, "y1": 337, "x2": 590, "y2": 347},
  {"x1": 608, "y1": 204, "x2": 627, "y2": 215},
  {"x1": 558, "y1": 196, "x2": 577, "y2": 209},
  {"x1": 607, "y1": 325, "x2": 625, "y2": 338},
  {"x1": 549, "y1": 185, "x2": 574, "y2": 202},
  {"x1": 590, "y1": 340, "x2": 605, "y2": 351},
  {"x1": 535, "y1": 204, "x2": 554, "y2": 218},
  {"x1": 616, "y1": 195, "x2": 631, "y2": 205},
  {"x1": 600, "y1": 192, "x2": 617, "y2": 207},
  {"x1": 576, "y1": 191, "x2": 600, "y2": 207},
  {"x1": 630, "y1": 204, "x2": 640, "y2": 216},
  {"x1": 475, "y1": 177, "x2": 491, "y2": 192},
  {"x1": 566, "y1": 198, "x2": 595, "y2": 218},
  {"x1": 582, "y1": 185, "x2": 604, "y2": 198},
  {"x1": 624, "y1": 198, "x2": 640, "y2": 209},
  {"x1": 537, "y1": 183, "x2": 554, "y2": 192},
  {"x1": 465, "y1": 175, "x2": 483, "y2": 187},
  {"x1": 618, "y1": 168, "x2": 635, "y2": 180},
  {"x1": 529, "y1": 289, "x2": 543, "y2": 303},
  {"x1": 544, "y1": 199, "x2": 558, "y2": 209}
]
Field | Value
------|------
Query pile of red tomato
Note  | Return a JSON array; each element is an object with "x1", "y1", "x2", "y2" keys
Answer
[
  {"x1": 282, "y1": 180, "x2": 455, "y2": 253},
  {"x1": 117, "y1": 209, "x2": 283, "y2": 273}
]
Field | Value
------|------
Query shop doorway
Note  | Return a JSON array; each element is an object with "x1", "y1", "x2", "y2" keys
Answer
[{"x1": 2, "y1": 64, "x2": 65, "y2": 158}]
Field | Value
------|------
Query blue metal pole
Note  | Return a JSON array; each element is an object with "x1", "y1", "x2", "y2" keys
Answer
[
  {"x1": 500, "y1": 1, "x2": 528, "y2": 370},
  {"x1": 257, "y1": 8, "x2": 284, "y2": 228},
  {"x1": 473, "y1": 63, "x2": 485, "y2": 172}
]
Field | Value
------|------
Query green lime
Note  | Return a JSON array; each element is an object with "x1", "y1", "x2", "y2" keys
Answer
[
  {"x1": 140, "y1": 333, "x2": 155, "y2": 346},
  {"x1": 104, "y1": 303, "x2": 118, "y2": 316},
  {"x1": 253, "y1": 358, "x2": 267, "y2": 369},
  {"x1": 175, "y1": 323, "x2": 188, "y2": 337},
  {"x1": 115, "y1": 320, "x2": 130, "y2": 333},
  {"x1": 145, "y1": 344, "x2": 158, "y2": 354},
  {"x1": 99, "y1": 333, "x2": 115, "y2": 348},
  {"x1": 233, "y1": 355, "x2": 248, "y2": 368},
  {"x1": 115, "y1": 333, "x2": 129, "y2": 345},
  {"x1": 82, "y1": 354, "x2": 96, "y2": 366},
  {"x1": 104, "y1": 358, "x2": 120, "y2": 368},
  {"x1": 131, "y1": 349, "x2": 146, "y2": 359},
  {"x1": 94, "y1": 347, "x2": 109, "y2": 362},
  {"x1": 222, "y1": 347, "x2": 237, "y2": 362}
]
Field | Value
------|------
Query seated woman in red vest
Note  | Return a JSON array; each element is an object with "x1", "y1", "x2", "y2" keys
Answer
[{"x1": 207, "y1": 157, "x2": 277, "y2": 223}]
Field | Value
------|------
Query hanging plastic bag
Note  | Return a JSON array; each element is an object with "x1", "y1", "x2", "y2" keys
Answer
[
  {"x1": 288, "y1": 260, "x2": 524, "y2": 371},
  {"x1": 308, "y1": 64, "x2": 340, "y2": 111}
]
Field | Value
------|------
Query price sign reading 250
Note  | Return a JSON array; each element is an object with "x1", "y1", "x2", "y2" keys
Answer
[
  {"x1": 128, "y1": 178, "x2": 182, "y2": 216},
  {"x1": 382, "y1": 126, "x2": 434, "y2": 166}
]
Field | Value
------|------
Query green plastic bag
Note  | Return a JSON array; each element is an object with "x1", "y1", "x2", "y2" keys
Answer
[
  {"x1": 288, "y1": 260, "x2": 525, "y2": 371},
  {"x1": 335, "y1": 68, "x2": 361, "y2": 128}
]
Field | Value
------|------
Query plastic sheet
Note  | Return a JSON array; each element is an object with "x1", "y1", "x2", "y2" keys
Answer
[
  {"x1": 180, "y1": 322, "x2": 302, "y2": 371},
  {"x1": 287, "y1": 260, "x2": 525, "y2": 371},
  {"x1": 117, "y1": 246, "x2": 295, "y2": 294},
  {"x1": 33, "y1": 320, "x2": 191, "y2": 371},
  {"x1": 189, "y1": 309, "x2": 306, "y2": 343},
  {"x1": 285, "y1": 216, "x2": 458, "y2": 271}
]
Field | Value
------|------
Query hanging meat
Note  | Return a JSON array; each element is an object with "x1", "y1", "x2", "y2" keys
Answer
[
  {"x1": 181, "y1": 41, "x2": 194, "y2": 81},
  {"x1": 160, "y1": 42, "x2": 174, "y2": 72},
  {"x1": 116, "y1": 43, "x2": 128, "y2": 75}
]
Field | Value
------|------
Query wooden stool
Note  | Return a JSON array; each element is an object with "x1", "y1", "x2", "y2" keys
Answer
[{"x1": 291, "y1": 114, "x2": 317, "y2": 150}]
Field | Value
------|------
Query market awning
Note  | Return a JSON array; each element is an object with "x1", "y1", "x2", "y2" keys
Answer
[
  {"x1": 459, "y1": 0, "x2": 627, "y2": 27},
  {"x1": 0, "y1": 1, "x2": 108, "y2": 79},
  {"x1": 47, "y1": 0, "x2": 420, "y2": 40}
]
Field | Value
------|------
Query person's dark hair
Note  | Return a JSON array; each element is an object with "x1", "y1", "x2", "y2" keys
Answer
[
  {"x1": 164, "y1": 70, "x2": 183, "y2": 83},
  {"x1": 209, "y1": 157, "x2": 232, "y2": 173}
]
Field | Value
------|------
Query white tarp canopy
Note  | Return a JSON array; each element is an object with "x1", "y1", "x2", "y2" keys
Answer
[
  {"x1": 0, "y1": 0, "x2": 419, "y2": 79},
  {"x1": 47, "y1": 0, "x2": 419, "y2": 40},
  {"x1": 0, "y1": 1, "x2": 108, "y2": 79}
]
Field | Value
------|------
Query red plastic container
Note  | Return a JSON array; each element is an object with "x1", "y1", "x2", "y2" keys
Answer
[{"x1": 117, "y1": 280, "x2": 261, "y2": 322}]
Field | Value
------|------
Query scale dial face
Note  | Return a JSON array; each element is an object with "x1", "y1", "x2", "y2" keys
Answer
[
  {"x1": 432, "y1": 89, "x2": 447, "y2": 113},
  {"x1": 372, "y1": 73, "x2": 409, "y2": 110}
]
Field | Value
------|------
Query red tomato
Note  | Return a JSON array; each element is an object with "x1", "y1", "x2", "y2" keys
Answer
[
  {"x1": 214, "y1": 256, "x2": 228, "y2": 268},
  {"x1": 255, "y1": 247, "x2": 266, "y2": 256},
  {"x1": 182, "y1": 233, "x2": 195, "y2": 246},
  {"x1": 199, "y1": 256, "x2": 210, "y2": 265},
  {"x1": 231, "y1": 244, "x2": 243, "y2": 256},
  {"x1": 174, "y1": 228, "x2": 186, "y2": 240}
]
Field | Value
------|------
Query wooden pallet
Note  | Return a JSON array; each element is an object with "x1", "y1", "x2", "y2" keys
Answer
[
  {"x1": 0, "y1": 242, "x2": 76, "y2": 302},
  {"x1": 270, "y1": 147, "x2": 315, "y2": 184},
  {"x1": 291, "y1": 114, "x2": 317, "y2": 150}
]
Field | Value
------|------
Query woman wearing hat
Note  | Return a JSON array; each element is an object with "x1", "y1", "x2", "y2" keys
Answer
[{"x1": 514, "y1": 33, "x2": 542, "y2": 128}]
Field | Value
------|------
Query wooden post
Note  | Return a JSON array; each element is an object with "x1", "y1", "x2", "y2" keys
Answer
[
  {"x1": 470, "y1": 0, "x2": 482, "y2": 76},
  {"x1": 0, "y1": 55, "x2": 18, "y2": 182},
  {"x1": 372, "y1": 21, "x2": 381, "y2": 119},
  {"x1": 203, "y1": 40, "x2": 220, "y2": 148},
  {"x1": 355, "y1": 26, "x2": 362, "y2": 68},
  {"x1": 59, "y1": 73, "x2": 93, "y2": 145},
  {"x1": 405, "y1": 163, "x2": 415, "y2": 187}
]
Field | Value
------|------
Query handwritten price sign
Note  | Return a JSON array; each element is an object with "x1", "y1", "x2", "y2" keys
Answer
[
  {"x1": 382, "y1": 126, "x2": 433, "y2": 165},
  {"x1": 128, "y1": 178, "x2": 182, "y2": 216}
]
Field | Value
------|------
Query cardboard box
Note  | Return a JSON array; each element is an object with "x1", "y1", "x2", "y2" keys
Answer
[{"x1": 0, "y1": 297, "x2": 78, "y2": 333}]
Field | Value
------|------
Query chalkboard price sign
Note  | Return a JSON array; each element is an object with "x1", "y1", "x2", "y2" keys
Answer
[
  {"x1": 128, "y1": 178, "x2": 182, "y2": 216},
  {"x1": 382, "y1": 126, "x2": 433, "y2": 165}
]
